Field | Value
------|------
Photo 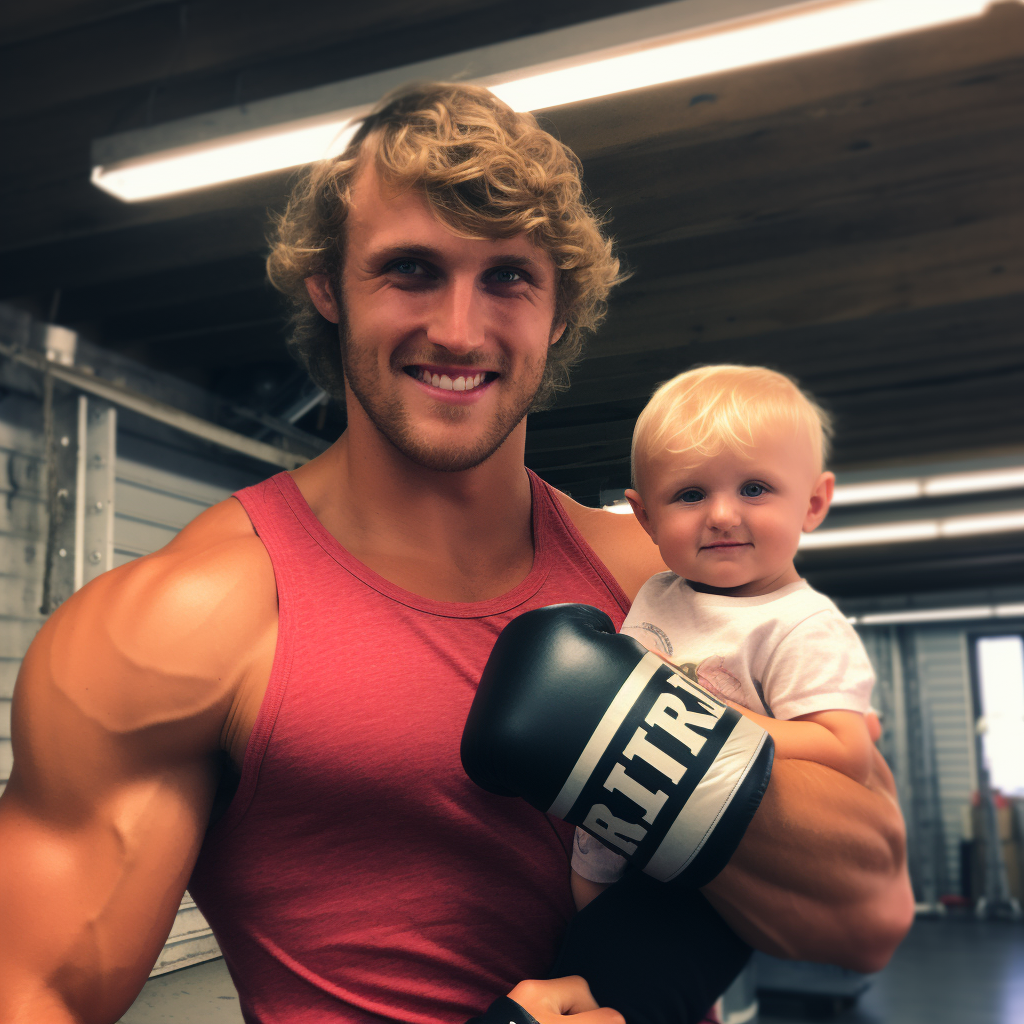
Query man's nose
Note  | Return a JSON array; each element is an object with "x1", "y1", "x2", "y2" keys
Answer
[
  {"x1": 706, "y1": 494, "x2": 741, "y2": 529},
  {"x1": 426, "y1": 276, "x2": 484, "y2": 354}
]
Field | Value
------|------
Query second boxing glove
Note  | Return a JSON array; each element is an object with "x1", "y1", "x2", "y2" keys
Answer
[{"x1": 461, "y1": 603, "x2": 773, "y2": 888}]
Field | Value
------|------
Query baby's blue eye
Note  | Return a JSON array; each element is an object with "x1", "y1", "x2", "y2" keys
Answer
[
  {"x1": 679, "y1": 489, "x2": 704, "y2": 503},
  {"x1": 741, "y1": 483, "x2": 766, "y2": 497}
]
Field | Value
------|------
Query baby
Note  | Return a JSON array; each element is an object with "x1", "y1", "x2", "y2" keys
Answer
[{"x1": 572, "y1": 364, "x2": 876, "y2": 908}]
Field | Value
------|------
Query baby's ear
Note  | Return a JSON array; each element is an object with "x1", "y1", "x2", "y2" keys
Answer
[
  {"x1": 625, "y1": 489, "x2": 657, "y2": 542},
  {"x1": 803, "y1": 472, "x2": 835, "y2": 533}
]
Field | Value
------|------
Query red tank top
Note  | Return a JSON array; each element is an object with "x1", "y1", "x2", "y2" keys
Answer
[{"x1": 188, "y1": 469, "x2": 630, "y2": 1024}]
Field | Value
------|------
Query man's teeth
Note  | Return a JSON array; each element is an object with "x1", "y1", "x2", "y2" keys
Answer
[{"x1": 418, "y1": 369, "x2": 486, "y2": 392}]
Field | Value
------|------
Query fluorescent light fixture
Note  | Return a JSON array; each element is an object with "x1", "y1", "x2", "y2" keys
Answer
[
  {"x1": 491, "y1": 0, "x2": 993, "y2": 112},
  {"x1": 830, "y1": 479, "x2": 924, "y2": 505},
  {"x1": 800, "y1": 519, "x2": 940, "y2": 548},
  {"x1": 832, "y1": 464, "x2": 1024, "y2": 506},
  {"x1": 941, "y1": 510, "x2": 1024, "y2": 536},
  {"x1": 92, "y1": 117, "x2": 363, "y2": 204},
  {"x1": 801, "y1": 506, "x2": 1024, "y2": 549},
  {"x1": 849, "y1": 602, "x2": 1024, "y2": 625},
  {"x1": 856, "y1": 606, "x2": 994, "y2": 625},
  {"x1": 91, "y1": 0, "x2": 1000, "y2": 201},
  {"x1": 602, "y1": 500, "x2": 635, "y2": 514},
  {"x1": 924, "y1": 465, "x2": 1024, "y2": 497}
]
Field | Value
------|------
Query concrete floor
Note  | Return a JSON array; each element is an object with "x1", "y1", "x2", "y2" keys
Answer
[{"x1": 118, "y1": 916, "x2": 1024, "y2": 1023}]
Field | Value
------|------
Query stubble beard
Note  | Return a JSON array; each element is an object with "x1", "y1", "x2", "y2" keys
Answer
[{"x1": 338, "y1": 322, "x2": 547, "y2": 473}]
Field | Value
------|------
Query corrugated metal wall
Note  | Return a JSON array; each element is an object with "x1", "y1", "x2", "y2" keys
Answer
[
  {"x1": 915, "y1": 629, "x2": 977, "y2": 891},
  {"x1": 859, "y1": 624, "x2": 979, "y2": 902},
  {"x1": 0, "y1": 385, "x2": 266, "y2": 974},
  {"x1": 0, "y1": 392, "x2": 47, "y2": 797}
]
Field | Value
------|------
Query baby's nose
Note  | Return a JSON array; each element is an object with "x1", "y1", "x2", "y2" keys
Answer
[{"x1": 706, "y1": 496, "x2": 741, "y2": 527}]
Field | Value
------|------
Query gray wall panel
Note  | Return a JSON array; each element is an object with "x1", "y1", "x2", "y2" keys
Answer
[{"x1": 0, "y1": 394, "x2": 48, "y2": 795}]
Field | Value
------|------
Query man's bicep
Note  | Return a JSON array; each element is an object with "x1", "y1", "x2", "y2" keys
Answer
[{"x1": 0, "y1": 585, "x2": 223, "y2": 1022}]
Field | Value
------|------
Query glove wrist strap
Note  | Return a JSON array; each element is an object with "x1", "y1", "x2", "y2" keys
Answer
[{"x1": 465, "y1": 995, "x2": 540, "y2": 1024}]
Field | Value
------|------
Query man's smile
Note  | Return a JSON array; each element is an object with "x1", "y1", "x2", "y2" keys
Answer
[{"x1": 405, "y1": 364, "x2": 499, "y2": 394}]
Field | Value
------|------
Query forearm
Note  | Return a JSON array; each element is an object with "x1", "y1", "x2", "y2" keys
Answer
[
  {"x1": 701, "y1": 749, "x2": 913, "y2": 972},
  {"x1": 728, "y1": 706, "x2": 872, "y2": 783}
]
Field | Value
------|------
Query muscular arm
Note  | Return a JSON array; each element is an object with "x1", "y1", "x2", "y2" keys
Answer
[
  {"x1": 565, "y1": 498, "x2": 914, "y2": 972},
  {"x1": 0, "y1": 502, "x2": 274, "y2": 1024},
  {"x1": 702, "y1": 749, "x2": 912, "y2": 972}
]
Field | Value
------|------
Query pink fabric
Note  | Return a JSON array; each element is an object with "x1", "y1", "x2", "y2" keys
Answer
[{"x1": 188, "y1": 470, "x2": 630, "y2": 1024}]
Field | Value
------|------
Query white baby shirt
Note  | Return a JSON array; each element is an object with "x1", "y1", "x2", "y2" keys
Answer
[{"x1": 572, "y1": 574, "x2": 875, "y2": 883}]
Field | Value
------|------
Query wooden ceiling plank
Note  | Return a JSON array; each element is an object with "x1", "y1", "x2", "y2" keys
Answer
[
  {"x1": 549, "y1": 2, "x2": 1024, "y2": 160},
  {"x1": 0, "y1": 0, "x2": 501, "y2": 121},
  {"x1": 583, "y1": 215, "x2": 1023, "y2": 362}
]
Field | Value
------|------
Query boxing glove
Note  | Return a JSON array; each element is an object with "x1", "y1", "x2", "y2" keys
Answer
[
  {"x1": 461, "y1": 604, "x2": 773, "y2": 888},
  {"x1": 464, "y1": 995, "x2": 539, "y2": 1024}
]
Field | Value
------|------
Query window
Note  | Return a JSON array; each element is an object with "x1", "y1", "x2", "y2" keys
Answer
[{"x1": 973, "y1": 635, "x2": 1024, "y2": 797}]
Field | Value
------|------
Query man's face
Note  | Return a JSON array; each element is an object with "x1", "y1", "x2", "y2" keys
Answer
[
  {"x1": 307, "y1": 164, "x2": 564, "y2": 472},
  {"x1": 629, "y1": 426, "x2": 833, "y2": 597}
]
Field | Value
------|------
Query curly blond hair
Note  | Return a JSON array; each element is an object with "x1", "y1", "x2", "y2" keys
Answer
[{"x1": 267, "y1": 81, "x2": 625, "y2": 409}]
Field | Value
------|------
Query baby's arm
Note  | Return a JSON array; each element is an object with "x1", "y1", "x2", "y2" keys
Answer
[{"x1": 727, "y1": 705, "x2": 874, "y2": 785}]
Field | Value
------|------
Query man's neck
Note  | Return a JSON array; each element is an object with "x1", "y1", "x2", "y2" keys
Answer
[{"x1": 290, "y1": 419, "x2": 535, "y2": 603}]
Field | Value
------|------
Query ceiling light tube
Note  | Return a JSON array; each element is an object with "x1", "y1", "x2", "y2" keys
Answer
[
  {"x1": 832, "y1": 463, "x2": 1024, "y2": 507},
  {"x1": 847, "y1": 603, "x2": 1024, "y2": 625},
  {"x1": 924, "y1": 466, "x2": 1024, "y2": 497},
  {"x1": 800, "y1": 519, "x2": 941, "y2": 549},
  {"x1": 92, "y1": 116, "x2": 363, "y2": 203},
  {"x1": 830, "y1": 478, "x2": 924, "y2": 506},
  {"x1": 491, "y1": 0, "x2": 994, "y2": 112},
  {"x1": 855, "y1": 606, "x2": 996, "y2": 625},
  {"x1": 91, "y1": 0, "x2": 1000, "y2": 202},
  {"x1": 800, "y1": 506, "x2": 1024, "y2": 549}
]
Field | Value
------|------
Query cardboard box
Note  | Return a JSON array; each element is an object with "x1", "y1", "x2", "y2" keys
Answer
[
  {"x1": 972, "y1": 839, "x2": 1023, "y2": 900},
  {"x1": 971, "y1": 799, "x2": 1018, "y2": 844}
]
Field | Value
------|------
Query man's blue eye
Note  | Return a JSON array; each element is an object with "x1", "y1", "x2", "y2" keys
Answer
[
  {"x1": 394, "y1": 260, "x2": 420, "y2": 275},
  {"x1": 680, "y1": 489, "x2": 704, "y2": 503},
  {"x1": 741, "y1": 483, "x2": 766, "y2": 497},
  {"x1": 492, "y1": 268, "x2": 522, "y2": 283}
]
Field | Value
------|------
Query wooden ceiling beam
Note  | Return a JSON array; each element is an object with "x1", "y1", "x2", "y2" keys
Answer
[{"x1": 548, "y1": 2, "x2": 1024, "y2": 161}]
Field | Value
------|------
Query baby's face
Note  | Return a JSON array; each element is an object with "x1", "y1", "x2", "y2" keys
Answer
[{"x1": 629, "y1": 427, "x2": 833, "y2": 597}]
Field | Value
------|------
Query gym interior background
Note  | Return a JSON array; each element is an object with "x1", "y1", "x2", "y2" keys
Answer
[{"x1": 1, "y1": 1, "x2": 1022, "y2": 1021}]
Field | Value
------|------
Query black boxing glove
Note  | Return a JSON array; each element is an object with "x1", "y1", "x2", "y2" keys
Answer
[
  {"x1": 464, "y1": 995, "x2": 539, "y2": 1024},
  {"x1": 461, "y1": 604, "x2": 773, "y2": 888}
]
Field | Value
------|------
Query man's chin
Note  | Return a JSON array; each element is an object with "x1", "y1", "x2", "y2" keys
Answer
[{"x1": 389, "y1": 432, "x2": 513, "y2": 473}]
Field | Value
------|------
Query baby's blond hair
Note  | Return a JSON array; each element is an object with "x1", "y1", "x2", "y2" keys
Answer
[{"x1": 632, "y1": 365, "x2": 832, "y2": 489}]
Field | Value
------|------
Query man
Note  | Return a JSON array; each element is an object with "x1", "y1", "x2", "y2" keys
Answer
[{"x1": 0, "y1": 83, "x2": 913, "y2": 1024}]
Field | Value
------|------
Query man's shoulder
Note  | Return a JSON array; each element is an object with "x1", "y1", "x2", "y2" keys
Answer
[
  {"x1": 552, "y1": 490, "x2": 666, "y2": 603},
  {"x1": 26, "y1": 498, "x2": 276, "y2": 732},
  {"x1": 96, "y1": 496, "x2": 274, "y2": 626}
]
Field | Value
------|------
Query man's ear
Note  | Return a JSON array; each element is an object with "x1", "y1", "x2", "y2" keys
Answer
[
  {"x1": 625, "y1": 488, "x2": 657, "y2": 544},
  {"x1": 549, "y1": 321, "x2": 568, "y2": 346},
  {"x1": 803, "y1": 471, "x2": 835, "y2": 533},
  {"x1": 305, "y1": 275, "x2": 341, "y2": 324}
]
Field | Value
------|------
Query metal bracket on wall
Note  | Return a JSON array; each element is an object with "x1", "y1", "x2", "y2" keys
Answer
[
  {"x1": 41, "y1": 390, "x2": 118, "y2": 613},
  {"x1": 79, "y1": 399, "x2": 117, "y2": 590},
  {"x1": 40, "y1": 381, "x2": 82, "y2": 614}
]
